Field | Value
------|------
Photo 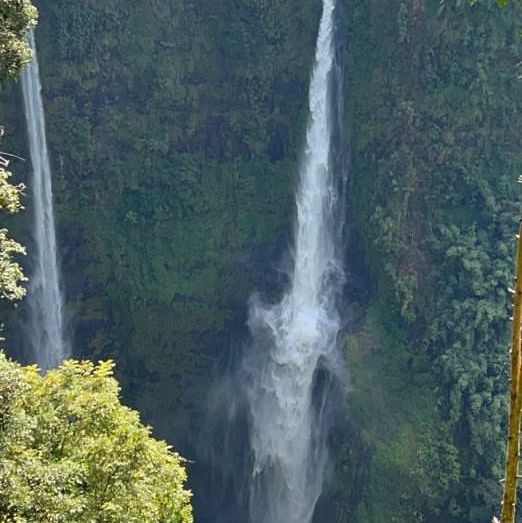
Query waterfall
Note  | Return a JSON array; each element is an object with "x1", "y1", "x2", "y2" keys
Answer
[
  {"x1": 21, "y1": 30, "x2": 67, "y2": 370},
  {"x1": 245, "y1": 1, "x2": 343, "y2": 522}
]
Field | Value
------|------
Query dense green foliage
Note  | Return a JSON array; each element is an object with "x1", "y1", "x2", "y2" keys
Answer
[
  {"x1": 0, "y1": 7, "x2": 193, "y2": 521},
  {"x1": 0, "y1": 143, "x2": 26, "y2": 301},
  {"x1": 0, "y1": 353, "x2": 192, "y2": 522},
  {"x1": 340, "y1": 308, "x2": 460, "y2": 523},
  {"x1": 343, "y1": 0, "x2": 522, "y2": 521},
  {"x1": 0, "y1": 0, "x2": 521, "y2": 521},
  {"x1": 0, "y1": 225, "x2": 26, "y2": 300},
  {"x1": 0, "y1": 0, "x2": 321, "y2": 446},
  {"x1": 0, "y1": 0, "x2": 37, "y2": 83},
  {"x1": 0, "y1": 0, "x2": 36, "y2": 302}
]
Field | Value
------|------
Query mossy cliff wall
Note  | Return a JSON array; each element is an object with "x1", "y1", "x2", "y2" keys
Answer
[
  {"x1": 1, "y1": 1, "x2": 522, "y2": 522},
  {"x1": 339, "y1": 1, "x2": 522, "y2": 522},
  {"x1": 2, "y1": 0, "x2": 319, "y2": 445}
]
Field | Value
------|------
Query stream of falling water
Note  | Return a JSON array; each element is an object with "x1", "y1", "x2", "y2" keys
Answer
[
  {"x1": 21, "y1": 30, "x2": 67, "y2": 370},
  {"x1": 245, "y1": 1, "x2": 343, "y2": 522}
]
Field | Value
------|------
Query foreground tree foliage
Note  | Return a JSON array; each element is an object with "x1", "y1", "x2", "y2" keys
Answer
[
  {"x1": 0, "y1": 0, "x2": 37, "y2": 301},
  {"x1": 0, "y1": 353, "x2": 193, "y2": 523},
  {"x1": 0, "y1": 0, "x2": 37, "y2": 83},
  {"x1": 0, "y1": 130, "x2": 26, "y2": 301}
]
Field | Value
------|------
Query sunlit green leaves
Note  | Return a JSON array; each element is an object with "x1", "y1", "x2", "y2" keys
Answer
[
  {"x1": 0, "y1": 0, "x2": 38, "y2": 83},
  {"x1": 0, "y1": 148, "x2": 27, "y2": 301},
  {"x1": 0, "y1": 0, "x2": 35, "y2": 302},
  {"x1": 0, "y1": 354, "x2": 193, "y2": 523}
]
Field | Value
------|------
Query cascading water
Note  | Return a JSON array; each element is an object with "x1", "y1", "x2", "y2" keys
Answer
[
  {"x1": 21, "y1": 30, "x2": 67, "y2": 370},
  {"x1": 245, "y1": 1, "x2": 343, "y2": 522}
]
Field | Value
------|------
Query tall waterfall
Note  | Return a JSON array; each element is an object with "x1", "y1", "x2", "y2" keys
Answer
[
  {"x1": 21, "y1": 30, "x2": 67, "y2": 370},
  {"x1": 245, "y1": 1, "x2": 343, "y2": 522}
]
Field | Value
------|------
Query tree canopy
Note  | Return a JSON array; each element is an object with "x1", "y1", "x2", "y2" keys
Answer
[
  {"x1": 0, "y1": 353, "x2": 193, "y2": 523},
  {"x1": 0, "y1": 128, "x2": 26, "y2": 301},
  {"x1": 0, "y1": 0, "x2": 37, "y2": 301},
  {"x1": 0, "y1": 0, "x2": 37, "y2": 83}
]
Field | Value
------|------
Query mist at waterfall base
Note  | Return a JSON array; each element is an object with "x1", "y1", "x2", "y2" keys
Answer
[
  {"x1": 20, "y1": 30, "x2": 68, "y2": 371},
  {"x1": 198, "y1": 1, "x2": 349, "y2": 522}
]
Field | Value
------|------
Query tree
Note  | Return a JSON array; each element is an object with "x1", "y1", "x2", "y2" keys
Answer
[
  {"x1": 0, "y1": 0, "x2": 37, "y2": 302},
  {"x1": 0, "y1": 9, "x2": 193, "y2": 521},
  {"x1": 0, "y1": 353, "x2": 193, "y2": 522},
  {"x1": 0, "y1": 128, "x2": 27, "y2": 301},
  {"x1": 0, "y1": 0, "x2": 37, "y2": 83}
]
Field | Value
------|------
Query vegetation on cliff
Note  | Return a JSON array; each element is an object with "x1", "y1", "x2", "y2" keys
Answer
[
  {"x1": 343, "y1": 0, "x2": 521, "y2": 521},
  {"x1": 0, "y1": 4, "x2": 193, "y2": 522},
  {"x1": 0, "y1": 0, "x2": 521, "y2": 522},
  {"x1": 0, "y1": 0, "x2": 322, "y2": 451}
]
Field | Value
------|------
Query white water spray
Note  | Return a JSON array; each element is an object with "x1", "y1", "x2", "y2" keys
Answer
[
  {"x1": 246, "y1": 1, "x2": 342, "y2": 522},
  {"x1": 21, "y1": 30, "x2": 67, "y2": 370}
]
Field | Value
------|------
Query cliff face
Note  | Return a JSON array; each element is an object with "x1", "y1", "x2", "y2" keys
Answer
[
  {"x1": 2, "y1": 0, "x2": 522, "y2": 522},
  {"x1": 3, "y1": 0, "x2": 320, "y2": 444},
  {"x1": 342, "y1": 1, "x2": 522, "y2": 521}
]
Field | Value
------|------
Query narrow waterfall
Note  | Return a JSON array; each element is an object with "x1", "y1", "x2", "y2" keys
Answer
[
  {"x1": 21, "y1": 30, "x2": 67, "y2": 370},
  {"x1": 245, "y1": 1, "x2": 343, "y2": 522}
]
